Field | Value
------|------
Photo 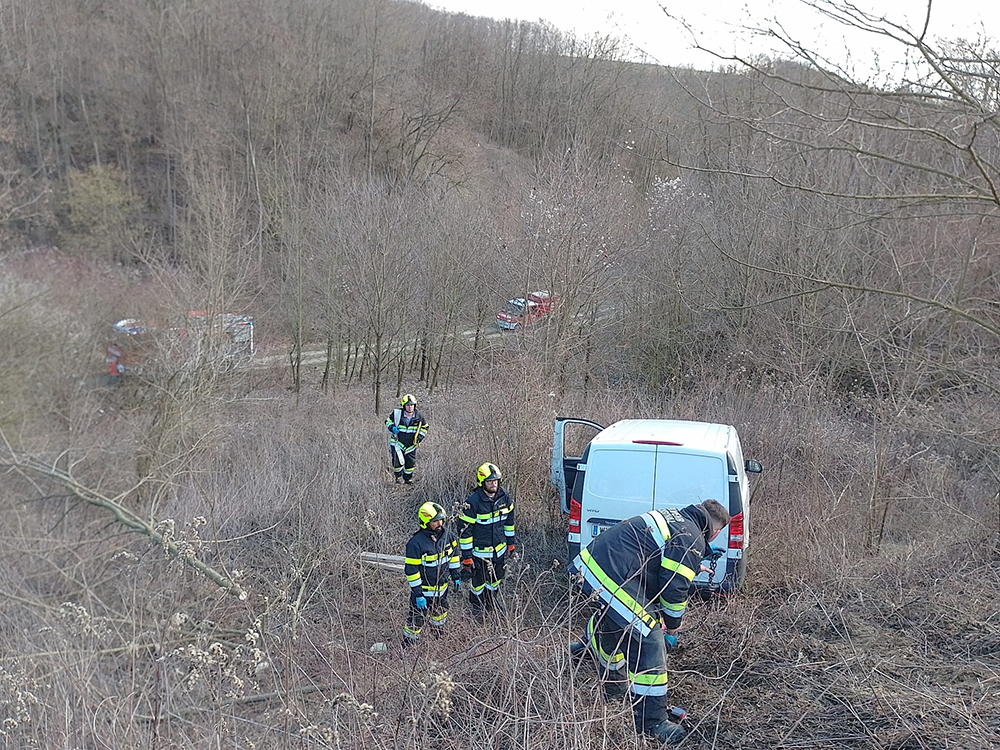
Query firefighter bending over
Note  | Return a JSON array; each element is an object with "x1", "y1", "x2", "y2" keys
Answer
[
  {"x1": 457, "y1": 463, "x2": 515, "y2": 617},
  {"x1": 385, "y1": 394, "x2": 428, "y2": 484},
  {"x1": 403, "y1": 502, "x2": 461, "y2": 645},
  {"x1": 571, "y1": 500, "x2": 731, "y2": 744}
]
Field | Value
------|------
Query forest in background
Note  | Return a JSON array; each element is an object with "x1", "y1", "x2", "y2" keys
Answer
[{"x1": 0, "y1": 0, "x2": 998, "y2": 747}]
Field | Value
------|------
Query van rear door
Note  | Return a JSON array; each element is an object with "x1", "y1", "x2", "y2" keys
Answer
[
  {"x1": 651, "y1": 449, "x2": 728, "y2": 586},
  {"x1": 578, "y1": 446, "x2": 659, "y2": 548},
  {"x1": 551, "y1": 418, "x2": 603, "y2": 513}
]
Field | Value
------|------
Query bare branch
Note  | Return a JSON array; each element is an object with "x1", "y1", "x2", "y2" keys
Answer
[{"x1": 0, "y1": 433, "x2": 247, "y2": 601}]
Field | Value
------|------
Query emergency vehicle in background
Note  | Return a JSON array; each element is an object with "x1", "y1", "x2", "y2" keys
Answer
[
  {"x1": 495, "y1": 290, "x2": 558, "y2": 330},
  {"x1": 551, "y1": 418, "x2": 763, "y2": 593},
  {"x1": 106, "y1": 311, "x2": 254, "y2": 379}
]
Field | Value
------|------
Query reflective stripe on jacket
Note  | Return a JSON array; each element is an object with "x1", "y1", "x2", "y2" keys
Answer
[
  {"x1": 572, "y1": 505, "x2": 710, "y2": 636},
  {"x1": 404, "y1": 527, "x2": 460, "y2": 598},
  {"x1": 386, "y1": 409, "x2": 429, "y2": 450},
  {"x1": 457, "y1": 486, "x2": 515, "y2": 559}
]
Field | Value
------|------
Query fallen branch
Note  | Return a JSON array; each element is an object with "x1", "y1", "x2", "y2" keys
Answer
[{"x1": 0, "y1": 435, "x2": 247, "y2": 601}]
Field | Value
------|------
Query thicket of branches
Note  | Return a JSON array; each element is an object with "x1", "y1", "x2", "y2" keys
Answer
[{"x1": 1, "y1": 0, "x2": 999, "y2": 747}]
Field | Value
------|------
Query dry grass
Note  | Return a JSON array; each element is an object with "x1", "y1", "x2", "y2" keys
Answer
[{"x1": 0, "y1": 343, "x2": 998, "y2": 749}]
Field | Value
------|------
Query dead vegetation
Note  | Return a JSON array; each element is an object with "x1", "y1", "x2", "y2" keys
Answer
[
  {"x1": 0, "y1": 347, "x2": 998, "y2": 748},
  {"x1": 1, "y1": 0, "x2": 999, "y2": 747}
]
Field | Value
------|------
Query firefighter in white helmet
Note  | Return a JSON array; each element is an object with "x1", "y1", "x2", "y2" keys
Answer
[
  {"x1": 402, "y1": 502, "x2": 461, "y2": 645},
  {"x1": 457, "y1": 463, "x2": 516, "y2": 617}
]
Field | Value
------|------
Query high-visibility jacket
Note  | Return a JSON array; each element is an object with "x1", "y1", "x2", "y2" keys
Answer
[
  {"x1": 404, "y1": 527, "x2": 461, "y2": 599},
  {"x1": 386, "y1": 409, "x2": 428, "y2": 454},
  {"x1": 457, "y1": 486, "x2": 515, "y2": 560},
  {"x1": 572, "y1": 505, "x2": 711, "y2": 637}
]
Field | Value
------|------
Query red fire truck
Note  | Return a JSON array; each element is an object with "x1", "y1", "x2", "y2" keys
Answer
[{"x1": 495, "y1": 291, "x2": 558, "y2": 330}]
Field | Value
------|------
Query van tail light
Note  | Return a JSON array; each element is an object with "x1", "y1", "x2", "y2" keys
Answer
[
  {"x1": 569, "y1": 498, "x2": 581, "y2": 533},
  {"x1": 728, "y1": 512, "x2": 744, "y2": 550}
]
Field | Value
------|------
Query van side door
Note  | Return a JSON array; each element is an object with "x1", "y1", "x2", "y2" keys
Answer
[{"x1": 551, "y1": 418, "x2": 604, "y2": 513}]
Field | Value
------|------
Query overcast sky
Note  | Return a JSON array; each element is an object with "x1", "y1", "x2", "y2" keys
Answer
[{"x1": 423, "y1": 1, "x2": 998, "y2": 80}]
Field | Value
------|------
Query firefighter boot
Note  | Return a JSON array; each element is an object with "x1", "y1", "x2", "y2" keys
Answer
[
  {"x1": 646, "y1": 706, "x2": 688, "y2": 744},
  {"x1": 569, "y1": 639, "x2": 588, "y2": 658},
  {"x1": 646, "y1": 720, "x2": 686, "y2": 744}
]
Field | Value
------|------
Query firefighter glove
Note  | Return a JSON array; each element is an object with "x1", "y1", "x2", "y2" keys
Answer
[
  {"x1": 507, "y1": 544, "x2": 516, "y2": 553},
  {"x1": 453, "y1": 579, "x2": 461, "y2": 591},
  {"x1": 664, "y1": 632, "x2": 678, "y2": 650},
  {"x1": 461, "y1": 558, "x2": 473, "y2": 570},
  {"x1": 414, "y1": 596, "x2": 428, "y2": 611},
  {"x1": 391, "y1": 425, "x2": 399, "y2": 435}
]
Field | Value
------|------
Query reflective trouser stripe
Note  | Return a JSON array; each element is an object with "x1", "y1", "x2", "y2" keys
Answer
[
  {"x1": 405, "y1": 598, "x2": 449, "y2": 640},
  {"x1": 470, "y1": 557, "x2": 504, "y2": 597},
  {"x1": 587, "y1": 613, "x2": 625, "y2": 671},
  {"x1": 587, "y1": 613, "x2": 671, "y2": 733},
  {"x1": 629, "y1": 670, "x2": 669, "y2": 696},
  {"x1": 470, "y1": 579, "x2": 500, "y2": 594}
]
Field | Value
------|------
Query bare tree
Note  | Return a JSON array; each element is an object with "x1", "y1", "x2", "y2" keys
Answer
[
  {"x1": 321, "y1": 178, "x2": 424, "y2": 414},
  {"x1": 644, "y1": 1, "x2": 1000, "y2": 400}
]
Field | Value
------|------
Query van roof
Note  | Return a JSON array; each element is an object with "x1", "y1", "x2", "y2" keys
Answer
[{"x1": 592, "y1": 419, "x2": 734, "y2": 455}]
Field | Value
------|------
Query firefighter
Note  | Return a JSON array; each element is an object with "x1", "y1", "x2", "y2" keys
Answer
[
  {"x1": 457, "y1": 462, "x2": 515, "y2": 617},
  {"x1": 403, "y1": 502, "x2": 461, "y2": 645},
  {"x1": 570, "y1": 500, "x2": 731, "y2": 744},
  {"x1": 385, "y1": 394, "x2": 429, "y2": 484}
]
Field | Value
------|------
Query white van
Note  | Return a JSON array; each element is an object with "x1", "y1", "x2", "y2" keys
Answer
[{"x1": 551, "y1": 418, "x2": 762, "y2": 592}]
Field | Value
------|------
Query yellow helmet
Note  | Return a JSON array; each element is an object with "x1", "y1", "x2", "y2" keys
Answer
[
  {"x1": 476, "y1": 462, "x2": 502, "y2": 485},
  {"x1": 401, "y1": 393, "x2": 417, "y2": 407},
  {"x1": 418, "y1": 502, "x2": 446, "y2": 529}
]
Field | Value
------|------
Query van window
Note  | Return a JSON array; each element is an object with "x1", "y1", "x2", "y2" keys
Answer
[
  {"x1": 570, "y1": 445, "x2": 590, "y2": 504},
  {"x1": 653, "y1": 453, "x2": 726, "y2": 508},
  {"x1": 728, "y1": 477, "x2": 744, "y2": 516},
  {"x1": 586, "y1": 450, "x2": 656, "y2": 504}
]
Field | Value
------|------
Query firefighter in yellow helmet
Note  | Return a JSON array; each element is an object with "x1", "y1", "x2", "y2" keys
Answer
[
  {"x1": 385, "y1": 393, "x2": 428, "y2": 484},
  {"x1": 570, "y1": 500, "x2": 731, "y2": 744},
  {"x1": 457, "y1": 462, "x2": 516, "y2": 617},
  {"x1": 403, "y1": 502, "x2": 461, "y2": 645}
]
